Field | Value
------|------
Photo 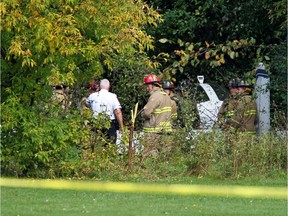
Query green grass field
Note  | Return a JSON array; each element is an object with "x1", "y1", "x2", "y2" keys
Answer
[
  {"x1": 2, "y1": 187, "x2": 287, "y2": 216},
  {"x1": 1, "y1": 177, "x2": 287, "y2": 216}
]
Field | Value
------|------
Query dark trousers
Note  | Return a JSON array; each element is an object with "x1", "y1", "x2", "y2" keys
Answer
[{"x1": 103, "y1": 120, "x2": 117, "y2": 144}]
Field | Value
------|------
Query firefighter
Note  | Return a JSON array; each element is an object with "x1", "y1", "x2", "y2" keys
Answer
[
  {"x1": 216, "y1": 78, "x2": 258, "y2": 176},
  {"x1": 80, "y1": 79, "x2": 100, "y2": 114},
  {"x1": 217, "y1": 78, "x2": 257, "y2": 133},
  {"x1": 141, "y1": 74, "x2": 172, "y2": 161},
  {"x1": 88, "y1": 79, "x2": 100, "y2": 93},
  {"x1": 161, "y1": 80, "x2": 178, "y2": 125},
  {"x1": 51, "y1": 83, "x2": 69, "y2": 111},
  {"x1": 217, "y1": 78, "x2": 240, "y2": 125}
]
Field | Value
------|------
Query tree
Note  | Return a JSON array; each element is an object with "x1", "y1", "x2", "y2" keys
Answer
[
  {"x1": 1, "y1": 0, "x2": 161, "y2": 177},
  {"x1": 146, "y1": 0, "x2": 286, "y2": 78},
  {"x1": 146, "y1": 0, "x2": 287, "y2": 126}
]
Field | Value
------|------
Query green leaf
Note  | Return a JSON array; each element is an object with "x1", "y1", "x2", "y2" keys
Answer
[
  {"x1": 177, "y1": 39, "x2": 184, "y2": 47},
  {"x1": 187, "y1": 44, "x2": 194, "y2": 51},
  {"x1": 250, "y1": 37, "x2": 256, "y2": 44},
  {"x1": 172, "y1": 61, "x2": 180, "y2": 68},
  {"x1": 229, "y1": 51, "x2": 235, "y2": 59},
  {"x1": 159, "y1": 38, "x2": 168, "y2": 43}
]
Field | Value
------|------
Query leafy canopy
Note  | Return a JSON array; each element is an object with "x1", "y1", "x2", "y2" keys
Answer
[
  {"x1": 1, "y1": 0, "x2": 161, "y2": 91},
  {"x1": 0, "y1": 0, "x2": 161, "y2": 177}
]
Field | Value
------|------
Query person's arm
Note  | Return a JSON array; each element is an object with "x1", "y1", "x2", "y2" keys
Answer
[
  {"x1": 85, "y1": 95, "x2": 92, "y2": 108},
  {"x1": 114, "y1": 108, "x2": 124, "y2": 131},
  {"x1": 216, "y1": 100, "x2": 229, "y2": 129},
  {"x1": 142, "y1": 94, "x2": 159, "y2": 119}
]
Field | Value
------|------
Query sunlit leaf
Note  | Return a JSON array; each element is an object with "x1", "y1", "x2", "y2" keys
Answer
[
  {"x1": 220, "y1": 58, "x2": 225, "y2": 64},
  {"x1": 205, "y1": 51, "x2": 210, "y2": 60},
  {"x1": 159, "y1": 38, "x2": 168, "y2": 43},
  {"x1": 229, "y1": 51, "x2": 235, "y2": 59},
  {"x1": 187, "y1": 44, "x2": 194, "y2": 51}
]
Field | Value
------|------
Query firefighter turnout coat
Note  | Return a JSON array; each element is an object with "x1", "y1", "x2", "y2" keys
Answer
[
  {"x1": 142, "y1": 87, "x2": 173, "y2": 133},
  {"x1": 217, "y1": 92, "x2": 257, "y2": 133}
]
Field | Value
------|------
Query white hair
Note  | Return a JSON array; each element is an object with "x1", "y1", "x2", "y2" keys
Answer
[{"x1": 100, "y1": 79, "x2": 110, "y2": 90}]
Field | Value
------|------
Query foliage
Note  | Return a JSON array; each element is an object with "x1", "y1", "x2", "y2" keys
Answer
[
  {"x1": 159, "y1": 38, "x2": 259, "y2": 77},
  {"x1": 1, "y1": 0, "x2": 161, "y2": 93},
  {"x1": 146, "y1": 0, "x2": 286, "y2": 77},
  {"x1": 184, "y1": 131, "x2": 287, "y2": 179},
  {"x1": 1, "y1": 0, "x2": 286, "y2": 179},
  {"x1": 1, "y1": 0, "x2": 161, "y2": 177},
  {"x1": 148, "y1": 0, "x2": 285, "y2": 44},
  {"x1": 268, "y1": 0, "x2": 287, "y2": 37},
  {"x1": 269, "y1": 41, "x2": 287, "y2": 129},
  {"x1": 172, "y1": 93, "x2": 286, "y2": 179},
  {"x1": 1, "y1": 95, "x2": 89, "y2": 177},
  {"x1": 2, "y1": 100, "x2": 286, "y2": 179},
  {"x1": 146, "y1": 0, "x2": 287, "y2": 127}
]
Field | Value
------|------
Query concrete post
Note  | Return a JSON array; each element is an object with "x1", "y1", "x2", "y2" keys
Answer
[{"x1": 255, "y1": 63, "x2": 270, "y2": 134}]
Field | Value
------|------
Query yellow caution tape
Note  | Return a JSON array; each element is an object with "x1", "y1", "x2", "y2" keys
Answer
[{"x1": 0, "y1": 178, "x2": 287, "y2": 199}]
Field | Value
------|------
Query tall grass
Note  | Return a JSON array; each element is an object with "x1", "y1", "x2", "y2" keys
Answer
[{"x1": 180, "y1": 130, "x2": 287, "y2": 179}]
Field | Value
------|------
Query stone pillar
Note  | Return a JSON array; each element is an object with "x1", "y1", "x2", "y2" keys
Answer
[{"x1": 255, "y1": 63, "x2": 270, "y2": 134}]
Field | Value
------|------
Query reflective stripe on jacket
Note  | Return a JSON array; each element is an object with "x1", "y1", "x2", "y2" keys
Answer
[
  {"x1": 217, "y1": 92, "x2": 257, "y2": 132},
  {"x1": 142, "y1": 87, "x2": 172, "y2": 133},
  {"x1": 170, "y1": 98, "x2": 178, "y2": 119}
]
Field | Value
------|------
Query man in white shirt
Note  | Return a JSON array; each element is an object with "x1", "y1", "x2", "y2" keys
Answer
[{"x1": 86, "y1": 79, "x2": 124, "y2": 144}]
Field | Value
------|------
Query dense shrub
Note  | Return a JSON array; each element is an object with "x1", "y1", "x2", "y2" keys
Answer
[
  {"x1": 270, "y1": 41, "x2": 287, "y2": 130},
  {"x1": 183, "y1": 130, "x2": 287, "y2": 179},
  {"x1": 2, "y1": 85, "x2": 286, "y2": 180},
  {"x1": 1, "y1": 93, "x2": 113, "y2": 178}
]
